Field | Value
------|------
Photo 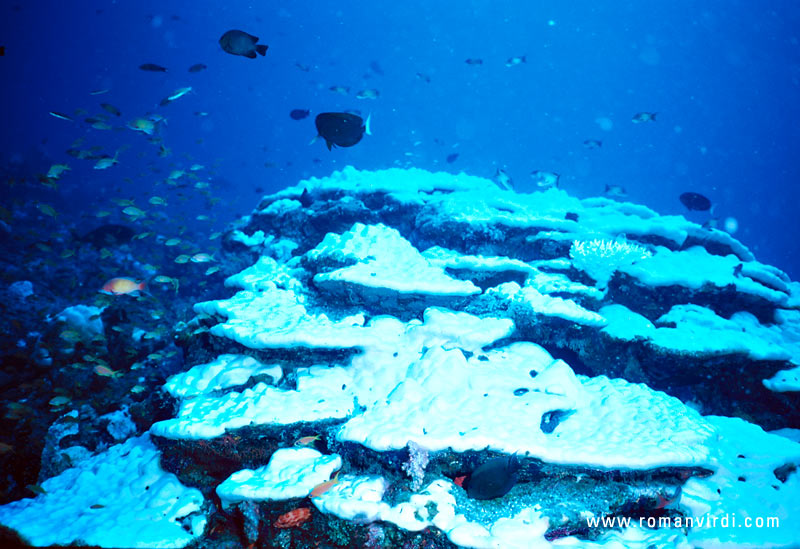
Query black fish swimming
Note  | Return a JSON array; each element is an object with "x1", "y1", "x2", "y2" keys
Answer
[
  {"x1": 680, "y1": 192, "x2": 711, "y2": 211},
  {"x1": 314, "y1": 112, "x2": 371, "y2": 150},
  {"x1": 466, "y1": 454, "x2": 520, "y2": 500},
  {"x1": 290, "y1": 109, "x2": 310, "y2": 120},
  {"x1": 446, "y1": 153, "x2": 459, "y2": 164},
  {"x1": 188, "y1": 63, "x2": 207, "y2": 73},
  {"x1": 75, "y1": 224, "x2": 135, "y2": 248},
  {"x1": 139, "y1": 63, "x2": 168, "y2": 72},
  {"x1": 219, "y1": 30, "x2": 268, "y2": 59}
]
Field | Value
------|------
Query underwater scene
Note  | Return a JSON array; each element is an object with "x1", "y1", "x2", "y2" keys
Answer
[{"x1": 1, "y1": 2, "x2": 799, "y2": 548}]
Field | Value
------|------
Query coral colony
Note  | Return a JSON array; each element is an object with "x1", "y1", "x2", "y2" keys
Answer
[{"x1": 1, "y1": 167, "x2": 799, "y2": 548}]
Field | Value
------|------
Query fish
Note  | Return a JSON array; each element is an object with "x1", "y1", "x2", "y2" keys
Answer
[
  {"x1": 219, "y1": 30, "x2": 268, "y2": 58},
  {"x1": 139, "y1": 63, "x2": 168, "y2": 72},
  {"x1": 446, "y1": 153, "x2": 459, "y2": 164},
  {"x1": 47, "y1": 164, "x2": 70, "y2": 179},
  {"x1": 679, "y1": 191, "x2": 712, "y2": 211},
  {"x1": 604, "y1": 184, "x2": 627, "y2": 198},
  {"x1": 466, "y1": 454, "x2": 520, "y2": 500},
  {"x1": 190, "y1": 253, "x2": 214, "y2": 263},
  {"x1": 93, "y1": 364, "x2": 121, "y2": 377},
  {"x1": 164, "y1": 238, "x2": 181, "y2": 246},
  {"x1": 290, "y1": 109, "x2": 310, "y2": 120},
  {"x1": 465, "y1": 58, "x2": 483, "y2": 65},
  {"x1": 329, "y1": 85, "x2": 350, "y2": 95},
  {"x1": 204, "y1": 266, "x2": 221, "y2": 276},
  {"x1": 148, "y1": 196, "x2": 167, "y2": 206},
  {"x1": 493, "y1": 168, "x2": 513, "y2": 191},
  {"x1": 101, "y1": 277, "x2": 146, "y2": 295},
  {"x1": 416, "y1": 72, "x2": 431, "y2": 83},
  {"x1": 122, "y1": 206, "x2": 146, "y2": 220},
  {"x1": 314, "y1": 112, "x2": 371, "y2": 150},
  {"x1": 160, "y1": 87, "x2": 192, "y2": 106},
  {"x1": 127, "y1": 118, "x2": 157, "y2": 135},
  {"x1": 174, "y1": 254, "x2": 191, "y2": 264},
  {"x1": 188, "y1": 63, "x2": 207, "y2": 73},
  {"x1": 100, "y1": 103, "x2": 121, "y2": 116},
  {"x1": 505, "y1": 55, "x2": 526, "y2": 67},
  {"x1": 273, "y1": 507, "x2": 312, "y2": 529},
  {"x1": 91, "y1": 121, "x2": 113, "y2": 130},
  {"x1": 356, "y1": 88, "x2": 380, "y2": 99},
  {"x1": 632, "y1": 112, "x2": 657, "y2": 123},
  {"x1": 49, "y1": 111, "x2": 73, "y2": 121},
  {"x1": 310, "y1": 472, "x2": 340, "y2": 498},
  {"x1": 75, "y1": 224, "x2": 134, "y2": 248},
  {"x1": 93, "y1": 151, "x2": 119, "y2": 169},
  {"x1": 89, "y1": 88, "x2": 110, "y2": 95},
  {"x1": 294, "y1": 435, "x2": 320, "y2": 447},
  {"x1": 37, "y1": 203, "x2": 58, "y2": 218},
  {"x1": 583, "y1": 139, "x2": 602, "y2": 149},
  {"x1": 530, "y1": 170, "x2": 560, "y2": 189}
]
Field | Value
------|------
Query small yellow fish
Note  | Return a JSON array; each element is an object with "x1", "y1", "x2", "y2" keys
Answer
[
  {"x1": 37, "y1": 203, "x2": 58, "y2": 218},
  {"x1": 168, "y1": 170, "x2": 185, "y2": 180},
  {"x1": 194, "y1": 181, "x2": 209, "y2": 189},
  {"x1": 174, "y1": 254, "x2": 191, "y2": 264},
  {"x1": 356, "y1": 88, "x2": 379, "y2": 99},
  {"x1": 167, "y1": 86, "x2": 192, "y2": 101},
  {"x1": 47, "y1": 164, "x2": 71, "y2": 179},
  {"x1": 190, "y1": 253, "x2": 214, "y2": 263},
  {"x1": 127, "y1": 118, "x2": 156, "y2": 135},
  {"x1": 91, "y1": 121, "x2": 113, "y2": 130},
  {"x1": 189, "y1": 164, "x2": 204, "y2": 171},
  {"x1": 204, "y1": 266, "x2": 221, "y2": 276},
  {"x1": 133, "y1": 232, "x2": 153, "y2": 240},
  {"x1": 94, "y1": 151, "x2": 119, "y2": 170},
  {"x1": 210, "y1": 232, "x2": 222, "y2": 240},
  {"x1": 164, "y1": 238, "x2": 181, "y2": 246},
  {"x1": 93, "y1": 364, "x2": 121, "y2": 378},
  {"x1": 310, "y1": 472, "x2": 340, "y2": 498},
  {"x1": 149, "y1": 196, "x2": 167, "y2": 206},
  {"x1": 112, "y1": 198, "x2": 135, "y2": 207},
  {"x1": 49, "y1": 111, "x2": 73, "y2": 121},
  {"x1": 294, "y1": 435, "x2": 321, "y2": 447},
  {"x1": 130, "y1": 385, "x2": 146, "y2": 394},
  {"x1": 95, "y1": 210, "x2": 111, "y2": 218},
  {"x1": 122, "y1": 206, "x2": 146, "y2": 219},
  {"x1": 196, "y1": 214, "x2": 210, "y2": 221}
]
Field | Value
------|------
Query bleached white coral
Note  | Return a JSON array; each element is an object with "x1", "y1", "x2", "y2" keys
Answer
[{"x1": 570, "y1": 238, "x2": 652, "y2": 288}]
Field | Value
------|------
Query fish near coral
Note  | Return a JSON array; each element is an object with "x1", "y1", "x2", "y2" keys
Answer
[{"x1": 273, "y1": 507, "x2": 312, "y2": 528}]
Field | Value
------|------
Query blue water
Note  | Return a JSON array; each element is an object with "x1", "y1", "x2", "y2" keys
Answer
[{"x1": 2, "y1": 1, "x2": 798, "y2": 278}]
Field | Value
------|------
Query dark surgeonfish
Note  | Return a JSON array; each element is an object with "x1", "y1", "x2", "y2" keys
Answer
[
  {"x1": 188, "y1": 63, "x2": 207, "y2": 73},
  {"x1": 219, "y1": 30, "x2": 268, "y2": 59},
  {"x1": 75, "y1": 224, "x2": 135, "y2": 247},
  {"x1": 139, "y1": 63, "x2": 168, "y2": 72},
  {"x1": 680, "y1": 192, "x2": 712, "y2": 211},
  {"x1": 466, "y1": 454, "x2": 520, "y2": 500},
  {"x1": 290, "y1": 109, "x2": 310, "y2": 120},
  {"x1": 314, "y1": 112, "x2": 371, "y2": 150}
]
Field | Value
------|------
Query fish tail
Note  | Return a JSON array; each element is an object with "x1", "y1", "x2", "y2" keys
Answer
[
  {"x1": 365, "y1": 114, "x2": 372, "y2": 136},
  {"x1": 256, "y1": 44, "x2": 268, "y2": 56}
]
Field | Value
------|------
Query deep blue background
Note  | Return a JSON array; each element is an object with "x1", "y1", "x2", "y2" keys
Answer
[{"x1": 2, "y1": 1, "x2": 798, "y2": 278}]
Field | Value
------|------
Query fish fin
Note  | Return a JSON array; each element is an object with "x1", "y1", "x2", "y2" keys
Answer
[
  {"x1": 245, "y1": 51, "x2": 257, "y2": 59},
  {"x1": 364, "y1": 114, "x2": 372, "y2": 136},
  {"x1": 256, "y1": 44, "x2": 268, "y2": 56},
  {"x1": 309, "y1": 135, "x2": 319, "y2": 146},
  {"x1": 326, "y1": 139, "x2": 334, "y2": 151}
]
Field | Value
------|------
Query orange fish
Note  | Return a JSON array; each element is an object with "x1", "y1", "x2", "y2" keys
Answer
[
  {"x1": 273, "y1": 507, "x2": 312, "y2": 529},
  {"x1": 294, "y1": 435, "x2": 320, "y2": 447},
  {"x1": 101, "y1": 277, "x2": 146, "y2": 295},
  {"x1": 310, "y1": 472, "x2": 339, "y2": 498}
]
